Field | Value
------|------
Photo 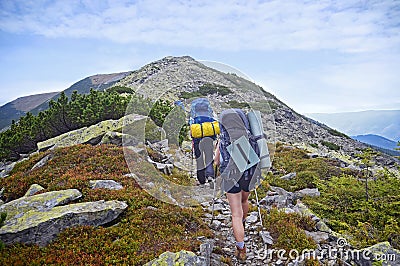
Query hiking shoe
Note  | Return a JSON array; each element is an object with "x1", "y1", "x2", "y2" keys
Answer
[{"x1": 234, "y1": 245, "x2": 247, "y2": 262}]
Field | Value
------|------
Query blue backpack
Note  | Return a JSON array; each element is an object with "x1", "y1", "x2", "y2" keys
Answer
[
  {"x1": 219, "y1": 109, "x2": 263, "y2": 189},
  {"x1": 189, "y1": 98, "x2": 213, "y2": 124}
]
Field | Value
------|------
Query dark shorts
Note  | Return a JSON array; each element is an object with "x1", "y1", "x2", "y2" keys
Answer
[{"x1": 222, "y1": 175, "x2": 251, "y2": 194}]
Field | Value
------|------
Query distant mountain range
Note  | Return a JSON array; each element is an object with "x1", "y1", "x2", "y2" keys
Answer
[
  {"x1": 307, "y1": 110, "x2": 400, "y2": 142},
  {"x1": 0, "y1": 72, "x2": 131, "y2": 131},
  {"x1": 351, "y1": 134, "x2": 399, "y2": 156},
  {"x1": 0, "y1": 92, "x2": 59, "y2": 130}
]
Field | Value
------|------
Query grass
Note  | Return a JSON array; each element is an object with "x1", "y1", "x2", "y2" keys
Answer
[
  {"x1": 263, "y1": 208, "x2": 317, "y2": 252},
  {"x1": 267, "y1": 144, "x2": 400, "y2": 250}
]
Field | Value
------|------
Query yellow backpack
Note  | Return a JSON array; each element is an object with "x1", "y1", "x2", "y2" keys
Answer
[{"x1": 190, "y1": 121, "x2": 220, "y2": 138}]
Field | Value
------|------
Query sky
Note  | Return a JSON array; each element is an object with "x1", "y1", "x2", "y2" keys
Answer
[{"x1": 0, "y1": 0, "x2": 399, "y2": 114}]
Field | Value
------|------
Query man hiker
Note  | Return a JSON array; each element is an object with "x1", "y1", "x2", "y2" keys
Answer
[{"x1": 189, "y1": 98, "x2": 218, "y2": 185}]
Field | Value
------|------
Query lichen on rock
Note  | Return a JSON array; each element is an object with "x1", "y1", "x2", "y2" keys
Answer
[
  {"x1": 0, "y1": 189, "x2": 82, "y2": 222},
  {"x1": 0, "y1": 200, "x2": 127, "y2": 246}
]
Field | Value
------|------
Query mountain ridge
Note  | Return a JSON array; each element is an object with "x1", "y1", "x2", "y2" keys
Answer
[
  {"x1": 0, "y1": 72, "x2": 131, "y2": 130},
  {"x1": 352, "y1": 134, "x2": 398, "y2": 150},
  {"x1": 0, "y1": 91, "x2": 59, "y2": 130}
]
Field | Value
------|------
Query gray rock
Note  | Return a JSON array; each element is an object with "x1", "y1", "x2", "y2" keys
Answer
[
  {"x1": 259, "y1": 231, "x2": 274, "y2": 245},
  {"x1": 316, "y1": 221, "x2": 332, "y2": 234},
  {"x1": 31, "y1": 153, "x2": 53, "y2": 170},
  {"x1": 281, "y1": 172, "x2": 297, "y2": 180},
  {"x1": 124, "y1": 145, "x2": 147, "y2": 156},
  {"x1": 200, "y1": 239, "x2": 215, "y2": 266},
  {"x1": 89, "y1": 180, "x2": 123, "y2": 190},
  {"x1": 37, "y1": 114, "x2": 147, "y2": 151},
  {"x1": 305, "y1": 230, "x2": 329, "y2": 244},
  {"x1": 295, "y1": 188, "x2": 320, "y2": 198},
  {"x1": 0, "y1": 189, "x2": 82, "y2": 221},
  {"x1": 0, "y1": 162, "x2": 16, "y2": 178},
  {"x1": 246, "y1": 212, "x2": 259, "y2": 224},
  {"x1": 144, "y1": 250, "x2": 206, "y2": 266},
  {"x1": 210, "y1": 220, "x2": 222, "y2": 230},
  {"x1": 354, "y1": 241, "x2": 400, "y2": 266},
  {"x1": 23, "y1": 184, "x2": 45, "y2": 197},
  {"x1": 100, "y1": 131, "x2": 124, "y2": 146},
  {"x1": 0, "y1": 200, "x2": 127, "y2": 246},
  {"x1": 147, "y1": 157, "x2": 173, "y2": 175},
  {"x1": 208, "y1": 203, "x2": 225, "y2": 212}
]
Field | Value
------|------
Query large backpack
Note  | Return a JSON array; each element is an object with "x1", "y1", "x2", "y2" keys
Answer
[
  {"x1": 189, "y1": 98, "x2": 219, "y2": 138},
  {"x1": 219, "y1": 109, "x2": 268, "y2": 190},
  {"x1": 190, "y1": 98, "x2": 213, "y2": 122}
]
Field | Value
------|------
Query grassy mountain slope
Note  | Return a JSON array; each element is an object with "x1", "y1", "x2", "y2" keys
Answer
[{"x1": 0, "y1": 144, "x2": 212, "y2": 265}]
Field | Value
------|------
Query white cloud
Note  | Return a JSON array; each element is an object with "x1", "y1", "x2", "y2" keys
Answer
[
  {"x1": 257, "y1": 52, "x2": 400, "y2": 114},
  {"x1": 1, "y1": 0, "x2": 399, "y2": 53}
]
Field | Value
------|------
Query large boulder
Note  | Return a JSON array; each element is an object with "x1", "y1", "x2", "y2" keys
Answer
[
  {"x1": 0, "y1": 200, "x2": 127, "y2": 246},
  {"x1": 37, "y1": 114, "x2": 147, "y2": 151},
  {"x1": 0, "y1": 189, "x2": 82, "y2": 221}
]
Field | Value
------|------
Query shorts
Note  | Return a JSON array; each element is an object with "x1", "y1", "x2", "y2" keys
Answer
[{"x1": 222, "y1": 174, "x2": 251, "y2": 194}]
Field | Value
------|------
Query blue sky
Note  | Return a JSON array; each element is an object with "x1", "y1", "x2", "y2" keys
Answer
[{"x1": 0, "y1": 0, "x2": 399, "y2": 114}]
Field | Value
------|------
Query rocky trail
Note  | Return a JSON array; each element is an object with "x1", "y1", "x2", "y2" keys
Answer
[{"x1": 196, "y1": 182, "x2": 400, "y2": 266}]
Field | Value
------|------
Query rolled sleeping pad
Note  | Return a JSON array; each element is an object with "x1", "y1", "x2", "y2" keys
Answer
[
  {"x1": 247, "y1": 110, "x2": 263, "y2": 137},
  {"x1": 248, "y1": 110, "x2": 271, "y2": 168},
  {"x1": 257, "y1": 138, "x2": 271, "y2": 168},
  {"x1": 190, "y1": 121, "x2": 220, "y2": 138}
]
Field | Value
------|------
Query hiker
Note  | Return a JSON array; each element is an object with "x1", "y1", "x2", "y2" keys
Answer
[
  {"x1": 189, "y1": 98, "x2": 219, "y2": 185},
  {"x1": 214, "y1": 108, "x2": 269, "y2": 262}
]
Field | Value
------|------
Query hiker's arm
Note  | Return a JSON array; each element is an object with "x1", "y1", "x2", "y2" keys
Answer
[{"x1": 214, "y1": 142, "x2": 220, "y2": 165}]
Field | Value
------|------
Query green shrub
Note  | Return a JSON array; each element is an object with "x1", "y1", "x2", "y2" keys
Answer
[
  {"x1": 327, "y1": 128, "x2": 350, "y2": 139},
  {"x1": 179, "y1": 83, "x2": 232, "y2": 99},
  {"x1": 303, "y1": 174, "x2": 400, "y2": 248},
  {"x1": 106, "y1": 86, "x2": 134, "y2": 94},
  {"x1": 309, "y1": 143, "x2": 318, "y2": 148},
  {"x1": 227, "y1": 100, "x2": 250, "y2": 109},
  {"x1": 321, "y1": 141, "x2": 340, "y2": 151},
  {"x1": 263, "y1": 208, "x2": 316, "y2": 252},
  {"x1": 0, "y1": 212, "x2": 6, "y2": 227}
]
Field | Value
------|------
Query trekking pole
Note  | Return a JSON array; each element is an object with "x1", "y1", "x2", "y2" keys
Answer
[
  {"x1": 210, "y1": 164, "x2": 218, "y2": 225},
  {"x1": 190, "y1": 142, "x2": 194, "y2": 179},
  {"x1": 254, "y1": 186, "x2": 264, "y2": 230}
]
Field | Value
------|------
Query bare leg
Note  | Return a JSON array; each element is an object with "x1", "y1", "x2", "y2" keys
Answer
[
  {"x1": 241, "y1": 190, "x2": 250, "y2": 221},
  {"x1": 227, "y1": 192, "x2": 245, "y2": 242}
]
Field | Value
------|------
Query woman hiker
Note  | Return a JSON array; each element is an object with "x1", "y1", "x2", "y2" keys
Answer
[{"x1": 213, "y1": 109, "x2": 256, "y2": 262}]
